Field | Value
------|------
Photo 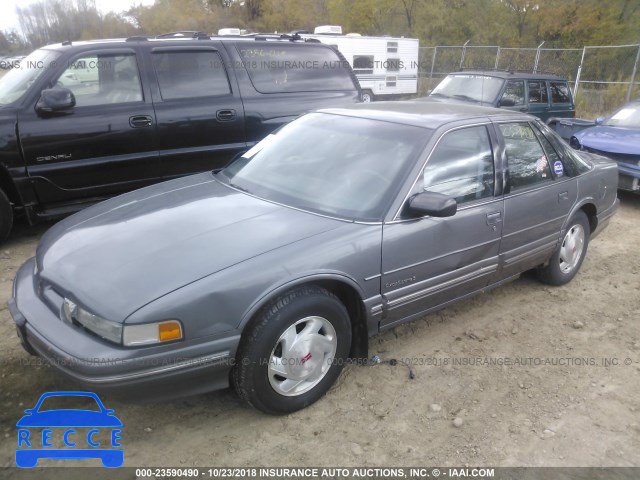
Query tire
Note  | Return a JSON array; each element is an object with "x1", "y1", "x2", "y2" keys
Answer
[
  {"x1": 232, "y1": 285, "x2": 351, "y2": 415},
  {"x1": 361, "y1": 90, "x2": 374, "y2": 103},
  {"x1": 0, "y1": 188, "x2": 13, "y2": 243},
  {"x1": 537, "y1": 210, "x2": 590, "y2": 286}
]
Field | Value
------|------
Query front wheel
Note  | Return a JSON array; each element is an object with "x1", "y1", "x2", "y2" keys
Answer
[
  {"x1": 537, "y1": 210, "x2": 590, "y2": 286},
  {"x1": 232, "y1": 286, "x2": 351, "y2": 414},
  {"x1": 361, "y1": 90, "x2": 374, "y2": 103},
  {"x1": 0, "y1": 188, "x2": 13, "y2": 243}
]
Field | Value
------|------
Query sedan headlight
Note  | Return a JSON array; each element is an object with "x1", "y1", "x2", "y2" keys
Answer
[{"x1": 62, "y1": 298, "x2": 183, "y2": 346}]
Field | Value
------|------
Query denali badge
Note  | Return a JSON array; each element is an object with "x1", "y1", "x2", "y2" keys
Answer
[{"x1": 36, "y1": 154, "x2": 72, "y2": 162}]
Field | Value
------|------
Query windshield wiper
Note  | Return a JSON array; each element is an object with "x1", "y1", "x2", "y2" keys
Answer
[{"x1": 429, "y1": 92, "x2": 449, "y2": 98}]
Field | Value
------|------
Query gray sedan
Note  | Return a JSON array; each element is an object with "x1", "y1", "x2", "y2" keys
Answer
[{"x1": 9, "y1": 102, "x2": 619, "y2": 414}]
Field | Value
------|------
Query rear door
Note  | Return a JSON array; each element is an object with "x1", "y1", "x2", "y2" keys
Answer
[
  {"x1": 380, "y1": 124, "x2": 503, "y2": 327},
  {"x1": 19, "y1": 47, "x2": 160, "y2": 206},
  {"x1": 495, "y1": 120, "x2": 577, "y2": 279},
  {"x1": 526, "y1": 80, "x2": 551, "y2": 120},
  {"x1": 145, "y1": 44, "x2": 246, "y2": 178},
  {"x1": 548, "y1": 81, "x2": 575, "y2": 118}
]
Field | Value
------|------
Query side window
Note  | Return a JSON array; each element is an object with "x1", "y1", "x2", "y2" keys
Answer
[
  {"x1": 238, "y1": 44, "x2": 355, "y2": 93},
  {"x1": 55, "y1": 53, "x2": 142, "y2": 106},
  {"x1": 353, "y1": 55, "x2": 374, "y2": 74},
  {"x1": 536, "y1": 121, "x2": 591, "y2": 176},
  {"x1": 386, "y1": 58, "x2": 401, "y2": 72},
  {"x1": 500, "y1": 80, "x2": 525, "y2": 106},
  {"x1": 498, "y1": 122, "x2": 553, "y2": 191},
  {"x1": 550, "y1": 81, "x2": 571, "y2": 104},
  {"x1": 152, "y1": 51, "x2": 231, "y2": 100},
  {"x1": 423, "y1": 126, "x2": 495, "y2": 204},
  {"x1": 528, "y1": 80, "x2": 548, "y2": 104},
  {"x1": 387, "y1": 42, "x2": 398, "y2": 53},
  {"x1": 531, "y1": 123, "x2": 565, "y2": 178}
]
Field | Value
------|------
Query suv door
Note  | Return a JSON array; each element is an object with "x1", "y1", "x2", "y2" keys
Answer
[
  {"x1": 498, "y1": 80, "x2": 526, "y2": 113},
  {"x1": 18, "y1": 48, "x2": 160, "y2": 206},
  {"x1": 526, "y1": 80, "x2": 551, "y2": 121},
  {"x1": 146, "y1": 45, "x2": 246, "y2": 178},
  {"x1": 380, "y1": 124, "x2": 503, "y2": 328},
  {"x1": 495, "y1": 121, "x2": 577, "y2": 279},
  {"x1": 548, "y1": 81, "x2": 575, "y2": 118}
]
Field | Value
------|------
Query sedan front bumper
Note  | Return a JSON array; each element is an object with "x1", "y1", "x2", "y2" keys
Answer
[{"x1": 9, "y1": 257, "x2": 241, "y2": 401}]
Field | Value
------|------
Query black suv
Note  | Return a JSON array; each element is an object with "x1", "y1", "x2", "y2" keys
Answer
[
  {"x1": 0, "y1": 34, "x2": 361, "y2": 240},
  {"x1": 428, "y1": 70, "x2": 575, "y2": 121}
]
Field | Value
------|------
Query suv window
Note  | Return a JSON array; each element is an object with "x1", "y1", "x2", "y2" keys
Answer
[
  {"x1": 499, "y1": 122, "x2": 552, "y2": 190},
  {"x1": 152, "y1": 51, "x2": 231, "y2": 100},
  {"x1": 238, "y1": 44, "x2": 355, "y2": 93},
  {"x1": 500, "y1": 80, "x2": 525, "y2": 106},
  {"x1": 528, "y1": 80, "x2": 548, "y2": 104},
  {"x1": 56, "y1": 53, "x2": 142, "y2": 106},
  {"x1": 423, "y1": 126, "x2": 494, "y2": 203},
  {"x1": 550, "y1": 81, "x2": 571, "y2": 104}
]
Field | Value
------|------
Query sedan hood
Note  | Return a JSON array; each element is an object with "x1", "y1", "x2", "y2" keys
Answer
[
  {"x1": 574, "y1": 125, "x2": 640, "y2": 155},
  {"x1": 37, "y1": 173, "x2": 343, "y2": 322}
]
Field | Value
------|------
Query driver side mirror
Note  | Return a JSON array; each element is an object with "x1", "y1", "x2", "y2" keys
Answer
[
  {"x1": 36, "y1": 87, "x2": 75, "y2": 115},
  {"x1": 498, "y1": 97, "x2": 516, "y2": 107},
  {"x1": 406, "y1": 191, "x2": 457, "y2": 218},
  {"x1": 595, "y1": 116, "x2": 605, "y2": 125}
]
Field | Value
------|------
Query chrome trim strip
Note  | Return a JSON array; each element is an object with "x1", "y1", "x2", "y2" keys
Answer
[
  {"x1": 387, "y1": 265, "x2": 497, "y2": 308},
  {"x1": 364, "y1": 273, "x2": 382, "y2": 281},
  {"x1": 501, "y1": 215, "x2": 565, "y2": 239}
]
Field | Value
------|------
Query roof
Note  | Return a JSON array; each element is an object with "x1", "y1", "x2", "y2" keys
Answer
[
  {"x1": 318, "y1": 100, "x2": 522, "y2": 130},
  {"x1": 449, "y1": 70, "x2": 568, "y2": 81}
]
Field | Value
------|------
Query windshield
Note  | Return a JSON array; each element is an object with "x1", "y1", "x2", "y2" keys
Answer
[
  {"x1": 220, "y1": 113, "x2": 428, "y2": 221},
  {"x1": 0, "y1": 49, "x2": 60, "y2": 106},
  {"x1": 603, "y1": 103, "x2": 640, "y2": 128},
  {"x1": 431, "y1": 74, "x2": 504, "y2": 103}
]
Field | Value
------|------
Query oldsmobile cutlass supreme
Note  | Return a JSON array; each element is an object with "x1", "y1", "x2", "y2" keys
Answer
[{"x1": 9, "y1": 102, "x2": 619, "y2": 414}]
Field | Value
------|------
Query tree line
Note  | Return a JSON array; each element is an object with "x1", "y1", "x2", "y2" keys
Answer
[{"x1": 1, "y1": 0, "x2": 639, "y2": 54}]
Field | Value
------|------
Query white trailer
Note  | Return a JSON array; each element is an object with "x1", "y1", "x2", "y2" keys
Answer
[{"x1": 302, "y1": 26, "x2": 419, "y2": 102}]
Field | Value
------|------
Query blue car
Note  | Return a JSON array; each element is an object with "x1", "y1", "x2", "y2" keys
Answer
[
  {"x1": 570, "y1": 100, "x2": 640, "y2": 193},
  {"x1": 15, "y1": 391, "x2": 123, "y2": 468}
]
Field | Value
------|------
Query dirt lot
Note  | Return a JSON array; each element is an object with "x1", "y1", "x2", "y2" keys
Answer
[{"x1": 0, "y1": 193, "x2": 639, "y2": 471}]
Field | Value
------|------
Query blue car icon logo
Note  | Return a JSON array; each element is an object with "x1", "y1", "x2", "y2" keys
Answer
[{"x1": 16, "y1": 391, "x2": 123, "y2": 468}]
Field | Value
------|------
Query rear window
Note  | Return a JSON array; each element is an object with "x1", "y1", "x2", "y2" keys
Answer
[{"x1": 237, "y1": 44, "x2": 355, "y2": 93}]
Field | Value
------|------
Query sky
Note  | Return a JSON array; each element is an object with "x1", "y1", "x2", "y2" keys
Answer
[{"x1": 0, "y1": 0, "x2": 156, "y2": 33}]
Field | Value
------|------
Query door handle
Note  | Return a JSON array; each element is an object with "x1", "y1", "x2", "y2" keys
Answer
[
  {"x1": 486, "y1": 212, "x2": 502, "y2": 225},
  {"x1": 558, "y1": 191, "x2": 569, "y2": 202},
  {"x1": 129, "y1": 115, "x2": 153, "y2": 128},
  {"x1": 216, "y1": 109, "x2": 236, "y2": 122}
]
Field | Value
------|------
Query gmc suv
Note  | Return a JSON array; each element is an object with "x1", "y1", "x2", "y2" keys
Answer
[{"x1": 0, "y1": 34, "x2": 361, "y2": 240}]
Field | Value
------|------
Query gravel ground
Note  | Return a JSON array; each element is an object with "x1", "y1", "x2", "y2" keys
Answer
[{"x1": 0, "y1": 192, "x2": 639, "y2": 472}]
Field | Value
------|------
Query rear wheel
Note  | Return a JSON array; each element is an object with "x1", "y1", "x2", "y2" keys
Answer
[
  {"x1": 537, "y1": 210, "x2": 589, "y2": 286},
  {"x1": 232, "y1": 285, "x2": 351, "y2": 414},
  {"x1": 0, "y1": 188, "x2": 13, "y2": 243}
]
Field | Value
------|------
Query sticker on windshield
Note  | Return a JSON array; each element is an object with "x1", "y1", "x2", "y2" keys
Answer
[
  {"x1": 611, "y1": 108, "x2": 634, "y2": 120},
  {"x1": 553, "y1": 160, "x2": 564, "y2": 177}
]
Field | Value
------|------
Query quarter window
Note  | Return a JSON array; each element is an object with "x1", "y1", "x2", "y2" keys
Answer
[
  {"x1": 423, "y1": 126, "x2": 495, "y2": 203},
  {"x1": 501, "y1": 80, "x2": 525, "y2": 106},
  {"x1": 499, "y1": 122, "x2": 553, "y2": 190},
  {"x1": 153, "y1": 51, "x2": 231, "y2": 100},
  {"x1": 55, "y1": 53, "x2": 142, "y2": 106}
]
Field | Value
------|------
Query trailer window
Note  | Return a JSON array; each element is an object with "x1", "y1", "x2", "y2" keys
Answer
[
  {"x1": 387, "y1": 42, "x2": 398, "y2": 53},
  {"x1": 386, "y1": 58, "x2": 401, "y2": 72},
  {"x1": 353, "y1": 55, "x2": 374, "y2": 75}
]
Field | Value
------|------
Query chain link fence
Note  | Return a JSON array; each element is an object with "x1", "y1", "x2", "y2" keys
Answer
[{"x1": 418, "y1": 43, "x2": 640, "y2": 118}]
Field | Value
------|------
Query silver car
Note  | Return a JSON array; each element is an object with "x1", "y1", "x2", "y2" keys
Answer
[{"x1": 9, "y1": 102, "x2": 619, "y2": 414}]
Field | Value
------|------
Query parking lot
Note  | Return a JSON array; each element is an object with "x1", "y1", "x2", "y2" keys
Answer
[{"x1": 0, "y1": 192, "x2": 639, "y2": 469}]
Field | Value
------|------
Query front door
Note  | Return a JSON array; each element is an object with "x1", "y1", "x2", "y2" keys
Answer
[
  {"x1": 381, "y1": 124, "x2": 503, "y2": 328},
  {"x1": 19, "y1": 48, "x2": 160, "y2": 206}
]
